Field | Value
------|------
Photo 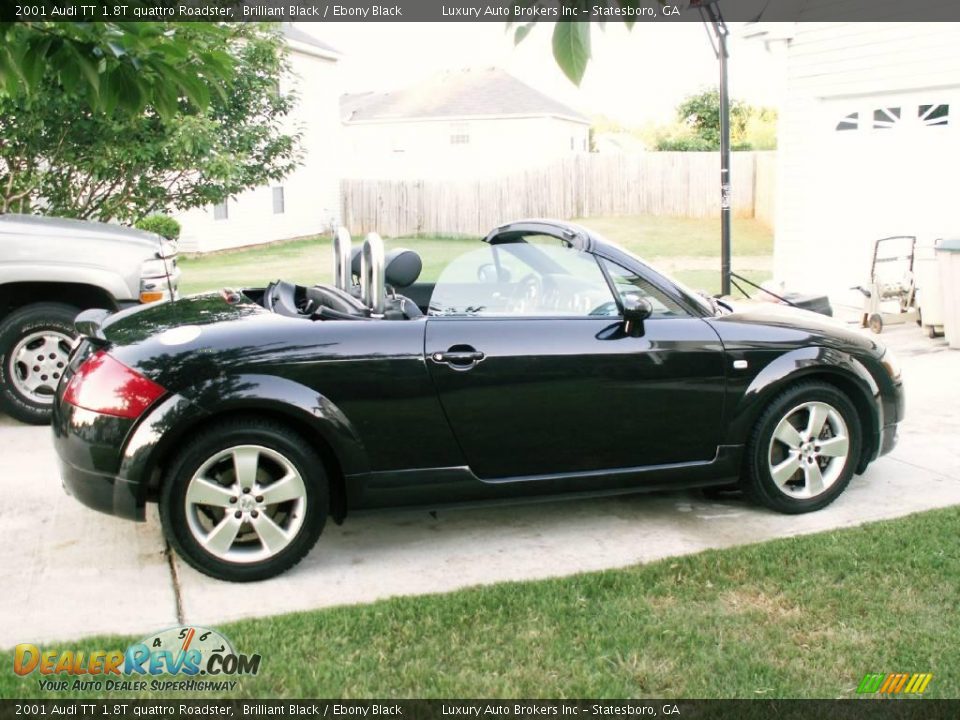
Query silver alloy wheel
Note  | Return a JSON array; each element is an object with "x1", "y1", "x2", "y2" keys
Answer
[
  {"x1": 767, "y1": 401, "x2": 850, "y2": 500},
  {"x1": 184, "y1": 445, "x2": 307, "y2": 564},
  {"x1": 9, "y1": 330, "x2": 74, "y2": 405}
]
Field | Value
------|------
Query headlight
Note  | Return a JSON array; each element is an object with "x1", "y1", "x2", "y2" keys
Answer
[
  {"x1": 881, "y1": 348, "x2": 902, "y2": 381},
  {"x1": 158, "y1": 240, "x2": 178, "y2": 259},
  {"x1": 140, "y1": 250, "x2": 179, "y2": 304},
  {"x1": 141, "y1": 257, "x2": 169, "y2": 278}
]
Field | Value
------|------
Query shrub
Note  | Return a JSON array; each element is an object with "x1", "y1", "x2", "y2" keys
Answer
[{"x1": 135, "y1": 214, "x2": 181, "y2": 241}]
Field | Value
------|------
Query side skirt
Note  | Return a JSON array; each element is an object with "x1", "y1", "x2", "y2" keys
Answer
[{"x1": 346, "y1": 445, "x2": 744, "y2": 512}]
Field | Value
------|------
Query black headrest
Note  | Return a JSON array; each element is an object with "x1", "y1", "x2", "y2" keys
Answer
[
  {"x1": 385, "y1": 248, "x2": 422, "y2": 288},
  {"x1": 350, "y1": 246, "x2": 363, "y2": 276},
  {"x1": 349, "y1": 246, "x2": 422, "y2": 288}
]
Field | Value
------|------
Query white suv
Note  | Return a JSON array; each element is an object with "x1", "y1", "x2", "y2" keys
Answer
[{"x1": 0, "y1": 214, "x2": 180, "y2": 423}]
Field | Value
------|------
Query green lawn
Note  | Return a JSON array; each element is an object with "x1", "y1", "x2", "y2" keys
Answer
[
  {"x1": 4, "y1": 506, "x2": 958, "y2": 699},
  {"x1": 178, "y1": 216, "x2": 772, "y2": 296}
]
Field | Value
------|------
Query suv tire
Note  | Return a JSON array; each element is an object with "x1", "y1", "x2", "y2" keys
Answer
[{"x1": 0, "y1": 302, "x2": 80, "y2": 425}]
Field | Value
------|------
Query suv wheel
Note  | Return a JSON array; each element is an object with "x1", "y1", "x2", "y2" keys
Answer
[
  {"x1": 160, "y1": 418, "x2": 328, "y2": 582},
  {"x1": 744, "y1": 381, "x2": 862, "y2": 514},
  {"x1": 0, "y1": 303, "x2": 79, "y2": 425}
]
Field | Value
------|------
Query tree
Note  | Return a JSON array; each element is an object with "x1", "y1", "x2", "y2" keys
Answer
[
  {"x1": 652, "y1": 89, "x2": 776, "y2": 151},
  {"x1": 0, "y1": 22, "x2": 235, "y2": 117},
  {"x1": 674, "y1": 88, "x2": 749, "y2": 148},
  {"x1": 0, "y1": 23, "x2": 302, "y2": 222},
  {"x1": 511, "y1": 4, "x2": 664, "y2": 86}
]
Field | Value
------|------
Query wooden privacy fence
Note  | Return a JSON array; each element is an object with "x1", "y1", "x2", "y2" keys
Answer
[{"x1": 341, "y1": 151, "x2": 776, "y2": 238}]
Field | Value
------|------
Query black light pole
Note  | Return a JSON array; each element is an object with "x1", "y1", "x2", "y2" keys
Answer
[{"x1": 694, "y1": 0, "x2": 732, "y2": 297}]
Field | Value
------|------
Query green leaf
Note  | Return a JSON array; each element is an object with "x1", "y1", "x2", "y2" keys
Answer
[
  {"x1": 552, "y1": 22, "x2": 591, "y2": 86},
  {"x1": 99, "y1": 71, "x2": 120, "y2": 115},
  {"x1": 73, "y1": 50, "x2": 101, "y2": 96},
  {"x1": 514, "y1": 22, "x2": 536, "y2": 46},
  {"x1": 22, "y1": 38, "x2": 51, "y2": 88}
]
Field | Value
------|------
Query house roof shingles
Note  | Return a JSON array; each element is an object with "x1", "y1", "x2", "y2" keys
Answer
[{"x1": 341, "y1": 68, "x2": 590, "y2": 124}]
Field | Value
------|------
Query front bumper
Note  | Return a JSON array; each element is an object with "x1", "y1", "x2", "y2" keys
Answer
[
  {"x1": 871, "y1": 377, "x2": 903, "y2": 463},
  {"x1": 878, "y1": 422, "x2": 899, "y2": 458}
]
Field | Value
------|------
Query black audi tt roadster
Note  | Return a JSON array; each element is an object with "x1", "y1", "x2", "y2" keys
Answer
[{"x1": 53, "y1": 220, "x2": 904, "y2": 581}]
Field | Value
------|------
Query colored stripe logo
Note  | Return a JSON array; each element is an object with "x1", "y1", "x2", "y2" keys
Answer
[{"x1": 857, "y1": 672, "x2": 932, "y2": 695}]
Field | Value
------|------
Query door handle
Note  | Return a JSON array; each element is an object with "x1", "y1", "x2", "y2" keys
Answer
[{"x1": 430, "y1": 347, "x2": 485, "y2": 368}]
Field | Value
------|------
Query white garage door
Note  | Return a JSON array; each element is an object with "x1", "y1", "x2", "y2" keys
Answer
[{"x1": 816, "y1": 90, "x2": 960, "y2": 290}]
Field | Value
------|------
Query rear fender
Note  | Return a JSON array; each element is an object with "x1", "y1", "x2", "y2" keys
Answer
[
  {"x1": 120, "y1": 374, "x2": 369, "y2": 492},
  {"x1": 725, "y1": 346, "x2": 881, "y2": 447}
]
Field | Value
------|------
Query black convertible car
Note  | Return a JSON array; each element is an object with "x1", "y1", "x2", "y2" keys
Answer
[{"x1": 53, "y1": 220, "x2": 904, "y2": 581}]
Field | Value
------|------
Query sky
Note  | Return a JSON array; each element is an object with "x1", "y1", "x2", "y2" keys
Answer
[{"x1": 300, "y1": 22, "x2": 787, "y2": 126}]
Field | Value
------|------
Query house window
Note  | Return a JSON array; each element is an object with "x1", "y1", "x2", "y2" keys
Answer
[
  {"x1": 272, "y1": 186, "x2": 285, "y2": 215},
  {"x1": 213, "y1": 200, "x2": 229, "y2": 220},
  {"x1": 835, "y1": 112, "x2": 859, "y2": 131},
  {"x1": 919, "y1": 104, "x2": 949, "y2": 127},
  {"x1": 449, "y1": 122, "x2": 470, "y2": 145},
  {"x1": 872, "y1": 107, "x2": 901, "y2": 130}
]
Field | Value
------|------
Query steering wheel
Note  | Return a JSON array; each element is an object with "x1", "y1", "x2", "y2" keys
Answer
[{"x1": 513, "y1": 273, "x2": 543, "y2": 305}]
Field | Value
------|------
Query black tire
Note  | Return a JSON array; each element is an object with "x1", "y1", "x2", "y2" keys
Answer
[
  {"x1": 160, "y1": 417, "x2": 329, "y2": 582},
  {"x1": 0, "y1": 302, "x2": 79, "y2": 425},
  {"x1": 743, "y1": 381, "x2": 862, "y2": 514}
]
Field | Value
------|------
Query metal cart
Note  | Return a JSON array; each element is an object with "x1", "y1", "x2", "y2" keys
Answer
[{"x1": 852, "y1": 235, "x2": 919, "y2": 334}]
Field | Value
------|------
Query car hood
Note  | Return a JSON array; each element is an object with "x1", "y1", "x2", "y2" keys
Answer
[
  {"x1": 0, "y1": 213, "x2": 161, "y2": 252},
  {"x1": 711, "y1": 300, "x2": 883, "y2": 355}
]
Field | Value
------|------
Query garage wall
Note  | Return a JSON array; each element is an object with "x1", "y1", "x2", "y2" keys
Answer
[{"x1": 773, "y1": 21, "x2": 960, "y2": 295}]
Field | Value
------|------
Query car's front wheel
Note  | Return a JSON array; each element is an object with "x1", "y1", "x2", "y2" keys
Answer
[
  {"x1": 744, "y1": 381, "x2": 862, "y2": 514},
  {"x1": 160, "y1": 418, "x2": 328, "y2": 582}
]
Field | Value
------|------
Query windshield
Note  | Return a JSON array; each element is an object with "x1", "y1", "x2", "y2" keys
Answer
[
  {"x1": 428, "y1": 239, "x2": 617, "y2": 317},
  {"x1": 615, "y1": 248, "x2": 718, "y2": 315}
]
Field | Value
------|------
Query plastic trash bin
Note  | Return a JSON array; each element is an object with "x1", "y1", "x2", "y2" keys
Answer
[
  {"x1": 936, "y1": 238, "x2": 960, "y2": 349},
  {"x1": 916, "y1": 240, "x2": 945, "y2": 338}
]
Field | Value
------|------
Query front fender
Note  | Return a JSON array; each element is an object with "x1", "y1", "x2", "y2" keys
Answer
[
  {"x1": 0, "y1": 265, "x2": 135, "y2": 302},
  {"x1": 724, "y1": 346, "x2": 881, "y2": 447},
  {"x1": 119, "y1": 374, "x2": 370, "y2": 493}
]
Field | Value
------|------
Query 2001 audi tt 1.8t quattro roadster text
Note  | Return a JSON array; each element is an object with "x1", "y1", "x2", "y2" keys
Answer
[{"x1": 52, "y1": 221, "x2": 904, "y2": 581}]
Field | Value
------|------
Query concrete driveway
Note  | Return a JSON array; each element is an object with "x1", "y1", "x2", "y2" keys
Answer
[{"x1": 2, "y1": 320, "x2": 958, "y2": 648}]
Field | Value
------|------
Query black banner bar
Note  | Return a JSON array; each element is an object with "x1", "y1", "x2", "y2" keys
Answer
[
  {"x1": 6, "y1": 0, "x2": 960, "y2": 23},
  {"x1": 3, "y1": 700, "x2": 960, "y2": 720}
]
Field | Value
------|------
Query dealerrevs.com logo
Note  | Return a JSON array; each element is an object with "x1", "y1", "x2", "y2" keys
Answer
[{"x1": 14, "y1": 626, "x2": 261, "y2": 693}]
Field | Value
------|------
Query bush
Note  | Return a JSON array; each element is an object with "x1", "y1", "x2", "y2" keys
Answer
[{"x1": 135, "y1": 214, "x2": 181, "y2": 240}]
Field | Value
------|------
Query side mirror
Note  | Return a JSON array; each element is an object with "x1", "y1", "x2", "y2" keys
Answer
[{"x1": 622, "y1": 295, "x2": 653, "y2": 336}]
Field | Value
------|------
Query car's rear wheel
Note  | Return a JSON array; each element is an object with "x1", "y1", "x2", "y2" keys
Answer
[
  {"x1": 0, "y1": 302, "x2": 79, "y2": 424},
  {"x1": 744, "y1": 381, "x2": 862, "y2": 514},
  {"x1": 160, "y1": 418, "x2": 328, "y2": 582}
]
